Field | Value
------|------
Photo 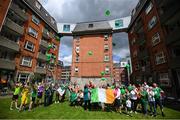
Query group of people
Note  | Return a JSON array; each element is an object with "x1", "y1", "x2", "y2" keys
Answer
[
  {"x1": 9, "y1": 80, "x2": 165, "y2": 117},
  {"x1": 68, "y1": 81, "x2": 165, "y2": 117}
]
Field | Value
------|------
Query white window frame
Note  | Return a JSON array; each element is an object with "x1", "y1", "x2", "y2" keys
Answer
[
  {"x1": 159, "y1": 73, "x2": 170, "y2": 86},
  {"x1": 21, "y1": 56, "x2": 32, "y2": 67},
  {"x1": 28, "y1": 27, "x2": 38, "y2": 38},
  {"x1": 35, "y1": 1, "x2": 41, "y2": 9},
  {"x1": 148, "y1": 16, "x2": 157, "y2": 30},
  {"x1": 17, "y1": 73, "x2": 29, "y2": 82},
  {"x1": 104, "y1": 55, "x2": 110, "y2": 62},
  {"x1": 152, "y1": 32, "x2": 160, "y2": 46},
  {"x1": 25, "y1": 41, "x2": 34, "y2": 52},
  {"x1": 104, "y1": 34, "x2": 109, "y2": 40},
  {"x1": 104, "y1": 44, "x2": 109, "y2": 50},
  {"x1": 52, "y1": 43, "x2": 57, "y2": 50},
  {"x1": 75, "y1": 55, "x2": 79, "y2": 62},
  {"x1": 105, "y1": 66, "x2": 110, "y2": 74},
  {"x1": 32, "y1": 15, "x2": 40, "y2": 25},
  {"x1": 155, "y1": 52, "x2": 166, "y2": 65},
  {"x1": 75, "y1": 67, "x2": 79, "y2": 73},
  {"x1": 145, "y1": 2, "x2": 153, "y2": 15},
  {"x1": 75, "y1": 46, "x2": 80, "y2": 53}
]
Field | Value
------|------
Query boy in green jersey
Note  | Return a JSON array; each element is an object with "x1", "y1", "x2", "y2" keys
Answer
[
  {"x1": 29, "y1": 84, "x2": 37, "y2": 111},
  {"x1": 140, "y1": 87, "x2": 148, "y2": 115},
  {"x1": 10, "y1": 82, "x2": 21, "y2": 110},
  {"x1": 153, "y1": 83, "x2": 165, "y2": 117}
]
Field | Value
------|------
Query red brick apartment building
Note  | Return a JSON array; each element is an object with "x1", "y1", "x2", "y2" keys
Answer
[
  {"x1": 71, "y1": 21, "x2": 113, "y2": 87},
  {"x1": 0, "y1": 0, "x2": 60, "y2": 84},
  {"x1": 128, "y1": 0, "x2": 180, "y2": 97},
  {"x1": 113, "y1": 63, "x2": 126, "y2": 85}
]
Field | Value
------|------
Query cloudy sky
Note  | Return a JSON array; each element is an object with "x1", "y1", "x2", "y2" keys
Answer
[{"x1": 39, "y1": 0, "x2": 139, "y2": 66}]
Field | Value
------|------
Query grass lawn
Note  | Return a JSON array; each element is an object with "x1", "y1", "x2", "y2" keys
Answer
[{"x1": 0, "y1": 97, "x2": 180, "y2": 119}]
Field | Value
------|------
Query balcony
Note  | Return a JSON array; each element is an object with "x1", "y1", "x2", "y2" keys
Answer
[
  {"x1": 166, "y1": 27, "x2": 180, "y2": 45},
  {"x1": 42, "y1": 28, "x2": 50, "y2": 39},
  {"x1": 9, "y1": 3, "x2": 28, "y2": 21},
  {"x1": 40, "y1": 40, "x2": 48, "y2": 48},
  {"x1": 138, "y1": 50, "x2": 149, "y2": 60},
  {"x1": 37, "y1": 52, "x2": 46, "y2": 61},
  {"x1": 0, "y1": 36, "x2": 19, "y2": 52},
  {"x1": 170, "y1": 57, "x2": 180, "y2": 68},
  {"x1": 4, "y1": 18, "x2": 24, "y2": 35},
  {"x1": 0, "y1": 58, "x2": 15, "y2": 70},
  {"x1": 160, "y1": 3, "x2": 180, "y2": 25},
  {"x1": 35, "y1": 67, "x2": 46, "y2": 74}
]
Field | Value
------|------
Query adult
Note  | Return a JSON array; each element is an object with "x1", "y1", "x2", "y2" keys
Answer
[
  {"x1": 148, "y1": 86, "x2": 156, "y2": 116},
  {"x1": 130, "y1": 85, "x2": 138, "y2": 114},
  {"x1": 114, "y1": 86, "x2": 122, "y2": 113},
  {"x1": 153, "y1": 83, "x2": 165, "y2": 117},
  {"x1": 84, "y1": 84, "x2": 90, "y2": 110}
]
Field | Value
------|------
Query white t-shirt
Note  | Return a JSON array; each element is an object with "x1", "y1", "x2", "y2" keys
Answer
[
  {"x1": 130, "y1": 90, "x2": 137, "y2": 100},
  {"x1": 126, "y1": 99, "x2": 131, "y2": 108},
  {"x1": 148, "y1": 90, "x2": 155, "y2": 102}
]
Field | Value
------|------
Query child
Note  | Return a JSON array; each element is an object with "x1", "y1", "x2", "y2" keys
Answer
[
  {"x1": 37, "y1": 82, "x2": 44, "y2": 105},
  {"x1": 126, "y1": 97, "x2": 132, "y2": 116},
  {"x1": 10, "y1": 82, "x2": 21, "y2": 110},
  {"x1": 70, "y1": 88, "x2": 78, "y2": 107},
  {"x1": 19, "y1": 83, "x2": 30, "y2": 112},
  {"x1": 28, "y1": 85, "x2": 37, "y2": 111}
]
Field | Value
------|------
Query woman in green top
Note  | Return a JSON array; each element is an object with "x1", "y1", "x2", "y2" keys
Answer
[
  {"x1": 29, "y1": 85, "x2": 37, "y2": 111},
  {"x1": 140, "y1": 87, "x2": 148, "y2": 115},
  {"x1": 10, "y1": 82, "x2": 21, "y2": 110}
]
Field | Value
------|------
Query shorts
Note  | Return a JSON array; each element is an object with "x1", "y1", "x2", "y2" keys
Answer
[
  {"x1": 21, "y1": 96, "x2": 28, "y2": 105},
  {"x1": 12, "y1": 95, "x2": 18, "y2": 100},
  {"x1": 31, "y1": 97, "x2": 36, "y2": 102},
  {"x1": 37, "y1": 92, "x2": 43, "y2": 99},
  {"x1": 114, "y1": 98, "x2": 121, "y2": 108}
]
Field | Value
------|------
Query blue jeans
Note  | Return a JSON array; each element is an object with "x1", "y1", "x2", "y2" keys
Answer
[{"x1": 149, "y1": 101, "x2": 156, "y2": 115}]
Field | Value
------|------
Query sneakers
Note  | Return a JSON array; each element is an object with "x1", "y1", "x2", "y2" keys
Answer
[
  {"x1": 10, "y1": 108, "x2": 13, "y2": 111},
  {"x1": 134, "y1": 111, "x2": 137, "y2": 114}
]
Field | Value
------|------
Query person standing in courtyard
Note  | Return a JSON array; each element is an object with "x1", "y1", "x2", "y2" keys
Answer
[
  {"x1": 10, "y1": 82, "x2": 21, "y2": 110},
  {"x1": 84, "y1": 84, "x2": 90, "y2": 110},
  {"x1": 153, "y1": 83, "x2": 165, "y2": 117},
  {"x1": 28, "y1": 84, "x2": 37, "y2": 111}
]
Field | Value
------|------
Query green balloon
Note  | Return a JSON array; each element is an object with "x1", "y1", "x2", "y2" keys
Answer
[
  {"x1": 88, "y1": 51, "x2": 93, "y2": 56},
  {"x1": 105, "y1": 10, "x2": 110, "y2": 16},
  {"x1": 101, "y1": 71, "x2": 105, "y2": 76},
  {"x1": 101, "y1": 77, "x2": 107, "y2": 81}
]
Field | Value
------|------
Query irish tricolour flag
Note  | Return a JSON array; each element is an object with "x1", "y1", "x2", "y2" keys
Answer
[{"x1": 91, "y1": 88, "x2": 115, "y2": 104}]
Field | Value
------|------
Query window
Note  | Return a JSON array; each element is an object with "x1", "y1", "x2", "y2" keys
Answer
[
  {"x1": 28, "y1": 27, "x2": 38, "y2": 38},
  {"x1": 152, "y1": 32, "x2": 160, "y2": 46},
  {"x1": 155, "y1": 52, "x2": 166, "y2": 65},
  {"x1": 105, "y1": 66, "x2": 110, "y2": 74},
  {"x1": 148, "y1": 16, "x2": 157, "y2": 30},
  {"x1": 75, "y1": 56, "x2": 79, "y2": 62},
  {"x1": 135, "y1": 63, "x2": 140, "y2": 71},
  {"x1": 104, "y1": 34, "x2": 109, "y2": 40},
  {"x1": 104, "y1": 44, "x2": 109, "y2": 50},
  {"x1": 133, "y1": 50, "x2": 137, "y2": 58},
  {"x1": 25, "y1": 41, "x2": 34, "y2": 52},
  {"x1": 35, "y1": 1, "x2": 41, "y2": 9},
  {"x1": 52, "y1": 43, "x2": 57, "y2": 50},
  {"x1": 21, "y1": 56, "x2": 32, "y2": 67},
  {"x1": 32, "y1": 15, "x2": 40, "y2": 25},
  {"x1": 88, "y1": 24, "x2": 93, "y2": 28},
  {"x1": 75, "y1": 67, "x2": 79, "y2": 72},
  {"x1": 104, "y1": 55, "x2": 109, "y2": 62},
  {"x1": 131, "y1": 38, "x2": 136, "y2": 45},
  {"x1": 17, "y1": 73, "x2": 29, "y2": 82},
  {"x1": 75, "y1": 46, "x2": 80, "y2": 53},
  {"x1": 145, "y1": 2, "x2": 153, "y2": 15},
  {"x1": 159, "y1": 73, "x2": 170, "y2": 86},
  {"x1": 63, "y1": 25, "x2": 70, "y2": 32}
]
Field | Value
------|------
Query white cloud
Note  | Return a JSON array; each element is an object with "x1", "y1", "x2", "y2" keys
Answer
[{"x1": 61, "y1": 55, "x2": 72, "y2": 66}]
